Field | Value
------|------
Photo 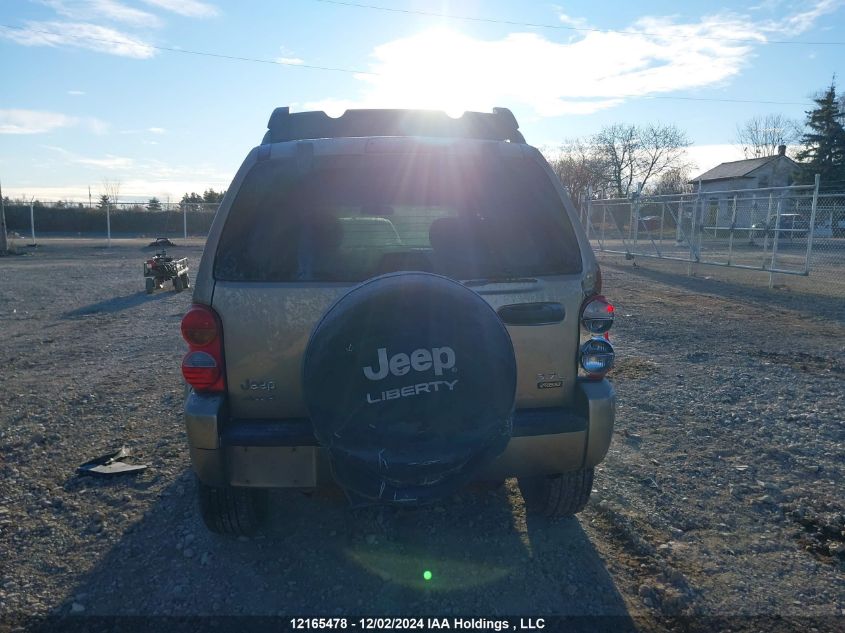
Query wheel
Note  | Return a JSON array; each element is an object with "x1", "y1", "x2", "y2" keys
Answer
[
  {"x1": 145, "y1": 277, "x2": 155, "y2": 294},
  {"x1": 197, "y1": 480, "x2": 268, "y2": 536},
  {"x1": 181, "y1": 273, "x2": 190, "y2": 289},
  {"x1": 518, "y1": 468, "x2": 594, "y2": 517},
  {"x1": 173, "y1": 276, "x2": 184, "y2": 292}
]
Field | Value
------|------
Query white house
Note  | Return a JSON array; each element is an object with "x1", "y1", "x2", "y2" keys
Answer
[{"x1": 690, "y1": 145, "x2": 802, "y2": 227}]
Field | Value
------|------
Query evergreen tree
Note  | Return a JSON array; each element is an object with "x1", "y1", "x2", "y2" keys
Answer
[
  {"x1": 796, "y1": 80, "x2": 845, "y2": 185},
  {"x1": 202, "y1": 188, "x2": 225, "y2": 203},
  {"x1": 147, "y1": 197, "x2": 162, "y2": 212},
  {"x1": 98, "y1": 194, "x2": 110, "y2": 210},
  {"x1": 181, "y1": 192, "x2": 204, "y2": 204}
]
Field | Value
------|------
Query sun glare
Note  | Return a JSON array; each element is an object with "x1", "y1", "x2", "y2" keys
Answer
[{"x1": 367, "y1": 28, "x2": 494, "y2": 115}]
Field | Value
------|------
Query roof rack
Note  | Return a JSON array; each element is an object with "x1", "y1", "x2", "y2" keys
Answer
[{"x1": 262, "y1": 107, "x2": 525, "y2": 144}]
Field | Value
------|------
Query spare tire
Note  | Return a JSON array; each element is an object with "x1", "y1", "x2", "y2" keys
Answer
[{"x1": 303, "y1": 272, "x2": 516, "y2": 504}]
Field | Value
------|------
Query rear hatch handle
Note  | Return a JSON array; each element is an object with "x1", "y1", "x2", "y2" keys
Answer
[{"x1": 497, "y1": 302, "x2": 565, "y2": 326}]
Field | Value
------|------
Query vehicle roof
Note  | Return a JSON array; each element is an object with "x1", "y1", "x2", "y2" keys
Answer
[{"x1": 262, "y1": 107, "x2": 526, "y2": 144}]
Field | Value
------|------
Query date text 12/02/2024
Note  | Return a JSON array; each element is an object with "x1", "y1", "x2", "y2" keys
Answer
[{"x1": 290, "y1": 618, "x2": 546, "y2": 630}]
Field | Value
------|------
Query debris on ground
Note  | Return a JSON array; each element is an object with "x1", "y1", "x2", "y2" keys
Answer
[{"x1": 77, "y1": 446, "x2": 148, "y2": 477}]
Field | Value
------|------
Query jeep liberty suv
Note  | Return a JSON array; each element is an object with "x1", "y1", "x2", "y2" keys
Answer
[{"x1": 182, "y1": 107, "x2": 616, "y2": 535}]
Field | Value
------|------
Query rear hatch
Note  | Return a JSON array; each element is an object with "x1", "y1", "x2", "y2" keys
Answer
[{"x1": 211, "y1": 142, "x2": 584, "y2": 420}]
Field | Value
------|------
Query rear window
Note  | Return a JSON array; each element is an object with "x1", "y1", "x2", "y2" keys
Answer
[{"x1": 214, "y1": 152, "x2": 581, "y2": 282}]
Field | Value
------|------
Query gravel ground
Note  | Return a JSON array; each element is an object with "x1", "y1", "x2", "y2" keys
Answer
[{"x1": 0, "y1": 239, "x2": 843, "y2": 632}]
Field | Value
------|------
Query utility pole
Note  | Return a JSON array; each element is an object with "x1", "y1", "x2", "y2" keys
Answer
[{"x1": 0, "y1": 179, "x2": 7, "y2": 253}]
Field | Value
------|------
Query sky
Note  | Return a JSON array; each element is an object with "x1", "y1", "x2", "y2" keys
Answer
[{"x1": 0, "y1": 0, "x2": 844, "y2": 202}]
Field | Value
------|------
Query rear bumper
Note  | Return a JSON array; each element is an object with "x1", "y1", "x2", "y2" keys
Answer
[{"x1": 185, "y1": 379, "x2": 615, "y2": 488}]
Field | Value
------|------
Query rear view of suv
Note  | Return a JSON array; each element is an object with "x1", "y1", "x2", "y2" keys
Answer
[{"x1": 182, "y1": 107, "x2": 616, "y2": 535}]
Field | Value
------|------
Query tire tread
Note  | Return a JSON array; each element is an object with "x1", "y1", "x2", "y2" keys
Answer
[
  {"x1": 519, "y1": 468, "x2": 594, "y2": 517},
  {"x1": 198, "y1": 480, "x2": 267, "y2": 536}
]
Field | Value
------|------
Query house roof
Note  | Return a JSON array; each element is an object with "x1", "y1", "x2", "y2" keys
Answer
[{"x1": 691, "y1": 156, "x2": 777, "y2": 182}]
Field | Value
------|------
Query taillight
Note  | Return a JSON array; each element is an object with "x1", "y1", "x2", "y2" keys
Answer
[
  {"x1": 181, "y1": 306, "x2": 219, "y2": 346},
  {"x1": 579, "y1": 338, "x2": 615, "y2": 377},
  {"x1": 580, "y1": 295, "x2": 614, "y2": 334},
  {"x1": 579, "y1": 291, "x2": 615, "y2": 379},
  {"x1": 181, "y1": 305, "x2": 225, "y2": 393}
]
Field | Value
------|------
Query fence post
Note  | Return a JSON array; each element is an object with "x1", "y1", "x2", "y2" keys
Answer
[
  {"x1": 632, "y1": 198, "x2": 639, "y2": 247},
  {"x1": 659, "y1": 201, "x2": 665, "y2": 246},
  {"x1": 749, "y1": 194, "x2": 756, "y2": 241},
  {"x1": 803, "y1": 174, "x2": 821, "y2": 275},
  {"x1": 601, "y1": 202, "x2": 607, "y2": 250},
  {"x1": 727, "y1": 195, "x2": 737, "y2": 265},
  {"x1": 763, "y1": 193, "x2": 773, "y2": 252},
  {"x1": 676, "y1": 200, "x2": 684, "y2": 243},
  {"x1": 585, "y1": 187, "x2": 592, "y2": 241},
  {"x1": 29, "y1": 196, "x2": 36, "y2": 245},
  {"x1": 768, "y1": 195, "x2": 783, "y2": 287},
  {"x1": 183, "y1": 202, "x2": 188, "y2": 240},
  {"x1": 714, "y1": 200, "x2": 718, "y2": 237},
  {"x1": 106, "y1": 203, "x2": 111, "y2": 248}
]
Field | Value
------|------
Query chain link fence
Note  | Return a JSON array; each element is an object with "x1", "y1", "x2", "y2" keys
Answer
[
  {"x1": 2, "y1": 200, "x2": 221, "y2": 242},
  {"x1": 584, "y1": 179, "x2": 845, "y2": 298}
]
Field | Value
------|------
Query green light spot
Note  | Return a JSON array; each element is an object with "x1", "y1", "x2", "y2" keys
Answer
[{"x1": 423, "y1": 570, "x2": 432, "y2": 581}]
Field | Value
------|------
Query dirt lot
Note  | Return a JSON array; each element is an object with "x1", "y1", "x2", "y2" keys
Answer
[{"x1": 1, "y1": 239, "x2": 843, "y2": 631}]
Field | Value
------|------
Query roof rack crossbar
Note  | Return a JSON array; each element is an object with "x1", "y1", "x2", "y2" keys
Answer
[{"x1": 262, "y1": 107, "x2": 525, "y2": 144}]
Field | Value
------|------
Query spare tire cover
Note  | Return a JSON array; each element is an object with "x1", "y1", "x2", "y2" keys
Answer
[{"x1": 303, "y1": 272, "x2": 516, "y2": 503}]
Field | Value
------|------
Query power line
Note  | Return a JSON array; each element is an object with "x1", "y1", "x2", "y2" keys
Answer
[
  {"x1": 309, "y1": 0, "x2": 845, "y2": 46},
  {"x1": 0, "y1": 23, "x2": 378, "y2": 75},
  {"x1": 621, "y1": 94, "x2": 813, "y2": 106},
  {"x1": 0, "y1": 23, "x2": 819, "y2": 107}
]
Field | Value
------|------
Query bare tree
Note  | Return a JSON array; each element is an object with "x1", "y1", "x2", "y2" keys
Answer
[
  {"x1": 637, "y1": 124, "x2": 692, "y2": 189},
  {"x1": 544, "y1": 139, "x2": 609, "y2": 211},
  {"x1": 645, "y1": 166, "x2": 695, "y2": 196},
  {"x1": 735, "y1": 114, "x2": 802, "y2": 159},
  {"x1": 593, "y1": 124, "x2": 639, "y2": 198},
  {"x1": 593, "y1": 123, "x2": 691, "y2": 198},
  {"x1": 101, "y1": 179, "x2": 121, "y2": 207}
]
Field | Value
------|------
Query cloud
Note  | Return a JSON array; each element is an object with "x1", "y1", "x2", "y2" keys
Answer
[
  {"x1": 74, "y1": 154, "x2": 135, "y2": 169},
  {"x1": 306, "y1": 2, "x2": 837, "y2": 118},
  {"x1": 67, "y1": 90, "x2": 86, "y2": 96},
  {"x1": 3, "y1": 156, "x2": 233, "y2": 201},
  {"x1": 306, "y1": 18, "x2": 759, "y2": 117},
  {"x1": 147, "y1": 127, "x2": 166, "y2": 134},
  {"x1": 0, "y1": 110, "x2": 77, "y2": 134},
  {"x1": 40, "y1": 0, "x2": 163, "y2": 28},
  {"x1": 0, "y1": 21, "x2": 155, "y2": 58},
  {"x1": 276, "y1": 56, "x2": 304, "y2": 65},
  {"x1": 686, "y1": 144, "x2": 748, "y2": 174},
  {"x1": 41, "y1": 145, "x2": 130, "y2": 169},
  {"x1": 139, "y1": 0, "x2": 218, "y2": 18},
  {"x1": 761, "y1": 0, "x2": 843, "y2": 36},
  {"x1": 557, "y1": 12, "x2": 589, "y2": 29}
]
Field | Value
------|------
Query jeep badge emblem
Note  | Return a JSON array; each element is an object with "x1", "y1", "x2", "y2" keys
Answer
[{"x1": 363, "y1": 346, "x2": 456, "y2": 381}]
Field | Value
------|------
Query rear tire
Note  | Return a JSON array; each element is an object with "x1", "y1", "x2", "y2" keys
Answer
[
  {"x1": 145, "y1": 277, "x2": 155, "y2": 294},
  {"x1": 197, "y1": 480, "x2": 268, "y2": 536},
  {"x1": 173, "y1": 276, "x2": 184, "y2": 292},
  {"x1": 181, "y1": 273, "x2": 190, "y2": 289},
  {"x1": 518, "y1": 468, "x2": 594, "y2": 517}
]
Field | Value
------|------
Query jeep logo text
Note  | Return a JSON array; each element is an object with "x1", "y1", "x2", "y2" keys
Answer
[{"x1": 362, "y1": 346, "x2": 456, "y2": 381}]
